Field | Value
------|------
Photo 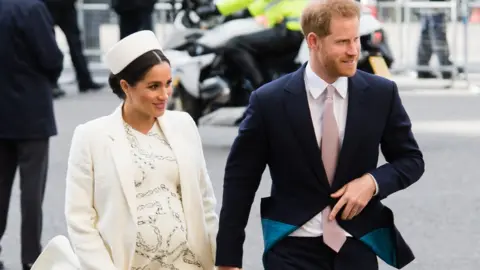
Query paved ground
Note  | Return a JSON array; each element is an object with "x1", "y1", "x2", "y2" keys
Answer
[{"x1": 1, "y1": 79, "x2": 480, "y2": 270}]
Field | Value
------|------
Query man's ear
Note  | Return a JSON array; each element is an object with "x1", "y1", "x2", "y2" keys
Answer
[{"x1": 306, "y1": 32, "x2": 319, "y2": 51}]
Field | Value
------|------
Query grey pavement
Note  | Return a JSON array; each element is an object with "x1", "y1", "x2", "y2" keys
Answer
[{"x1": 1, "y1": 80, "x2": 480, "y2": 270}]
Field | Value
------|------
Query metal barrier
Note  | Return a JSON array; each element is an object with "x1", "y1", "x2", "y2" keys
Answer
[
  {"x1": 376, "y1": 0, "x2": 480, "y2": 88},
  {"x1": 58, "y1": 0, "x2": 181, "y2": 71},
  {"x1": 63, "y1": 0, "x2": 480, "y2": 89}
]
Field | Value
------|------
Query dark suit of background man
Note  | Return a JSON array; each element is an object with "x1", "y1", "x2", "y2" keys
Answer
[
  {"x1": 0, "y1": 0, "x2": 63, "y2": 269},
  {"x1": 44, "y1": 0, "x2": 104, "y2": 97},
  {"x1": 215, "y1": 1, "x2": 425, "y2": 270},
  {"x1": 111, "y1": 0, "x2": 157, "y2": 39},
  {"x1": 415, "y1": 0, "x2": 462, "y2": 79}
]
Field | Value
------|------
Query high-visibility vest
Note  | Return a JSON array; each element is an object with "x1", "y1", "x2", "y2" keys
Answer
[{"x1": 216, "y1": 0, "x2": 308, "y2": 31}]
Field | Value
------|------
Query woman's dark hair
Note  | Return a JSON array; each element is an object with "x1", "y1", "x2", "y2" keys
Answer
[{"x1": 108, "y1": 49, "x2": 170, "y2": 99}]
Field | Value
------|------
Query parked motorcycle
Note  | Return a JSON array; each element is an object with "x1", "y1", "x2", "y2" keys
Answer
[{"x1": 163, "y1": 3, "x2": 395, "y2": 125}]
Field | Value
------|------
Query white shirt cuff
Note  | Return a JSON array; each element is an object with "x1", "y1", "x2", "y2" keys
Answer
[{"x1": 367, "y1": 173, "x2": 379, "y2": 196}]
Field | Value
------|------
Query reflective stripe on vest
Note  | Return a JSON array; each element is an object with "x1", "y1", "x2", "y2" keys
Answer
[
  {"x1": 284, "y1": 17, "x2": 300, "y2": 23},
  {"x1": 264, "y1": 0, "x2": 283, "y2": 11}
]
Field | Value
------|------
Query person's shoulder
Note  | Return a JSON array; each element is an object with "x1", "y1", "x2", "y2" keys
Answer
[
  {"x1": 164, "y1": 110, "x2": 195, "y2": 124},
  {"x1": 354, "y1": 71, "x2": 400, "y2": 107},
  {"x1": 355, "y1": 70, "x2": 396, "y2": 89},
  {"x1": 73, "y1": 115, "x2": 112, "y2": 137},
  {"x1": 254, "y1": 71, "x2": 295, "y2": 99},
  {"x1": 162, "y1": 110, "x2": 200, "y2": 139},
  {"x1": 6, "y1": 0, "x2": 45, "y2": 11},
  {"x1": 4, "y1": 0, "x2": 48, "y2": 19},
  {"x1": 163, "y1": 110, "x2": 198, "y2": 131}
]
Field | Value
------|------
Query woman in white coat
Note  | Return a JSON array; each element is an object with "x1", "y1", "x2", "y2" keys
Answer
[{"x1": 64, "y1": 30, "x2": 218, "y2": 270}]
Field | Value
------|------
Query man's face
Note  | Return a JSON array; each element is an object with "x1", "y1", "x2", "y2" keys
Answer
[{"x1": 313, "y1": 15, "x2": 361, "y2": 78}]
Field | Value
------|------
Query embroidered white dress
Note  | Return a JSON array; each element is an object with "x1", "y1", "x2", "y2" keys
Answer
[{"x1": 124, "y1": 122, "x2": 203, "y2": 270}]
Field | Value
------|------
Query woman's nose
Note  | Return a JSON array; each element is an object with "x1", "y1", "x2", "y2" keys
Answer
[{"x1": 157, "y1": 88, "x2": 169, "y2": 100}]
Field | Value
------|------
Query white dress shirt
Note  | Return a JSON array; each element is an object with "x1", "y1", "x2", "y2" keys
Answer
[{"x1": 289, "y1": 63, "x2": 378, "y2": 237}]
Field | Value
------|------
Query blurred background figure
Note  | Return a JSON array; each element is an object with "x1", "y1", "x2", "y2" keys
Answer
[
  {"x1": 416, "y1": 0, "x2": 463, "y2": 79},
  {"x1": 0, "y1": 0, "x2": 63, "y2": 269},
  {"x1": 195, "y1": 0, "x2": 307, "y2": 125},
  {"x1": 111, "y1": 0, "x2": 158, "y2": 39},
  {"x1": 83, "y1": 0, "x2": 110, "y2": 63},
  {"x1": 44, "y1": 0, "x2": 105, "y2": 98},
  {"x1": 197, "y1": 0, "x2": 307, "y2": 94}
]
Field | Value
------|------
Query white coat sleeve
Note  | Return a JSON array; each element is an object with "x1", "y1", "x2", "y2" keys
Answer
[{"x1": 64, "y1": 124, "x2": 117, "y2": 270}]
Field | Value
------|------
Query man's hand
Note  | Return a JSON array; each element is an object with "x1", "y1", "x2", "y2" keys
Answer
[
  {"x1": 217, "y1": 267, "x2": 241, "y2": 270},
  {"x1": 329, "y1": 174, "x2": 377, "y2": 220}
]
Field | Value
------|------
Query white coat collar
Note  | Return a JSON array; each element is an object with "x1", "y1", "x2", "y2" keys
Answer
[{"x1": 105, "y1": 104, "x2": 195, "y2": 225}]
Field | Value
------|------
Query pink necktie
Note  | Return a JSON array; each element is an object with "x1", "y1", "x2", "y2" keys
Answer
[{"x1": 321, "y1": 85, "x2": 347, "y2": 252}]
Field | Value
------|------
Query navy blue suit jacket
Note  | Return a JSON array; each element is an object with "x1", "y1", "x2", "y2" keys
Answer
[
  {"x1": 215, "y1": 64, "x2": 425, "y2": 269},
  {"x1": 0, "y1": 0, "x2": 63, "y2": 139}
]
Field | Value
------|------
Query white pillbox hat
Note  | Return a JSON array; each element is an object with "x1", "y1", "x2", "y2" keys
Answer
[{"x1": 104, "y1": 30, "x2": 162, "y2": 75}]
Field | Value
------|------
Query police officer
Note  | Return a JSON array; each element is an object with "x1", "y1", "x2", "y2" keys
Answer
[{"x1": 197, "y1": 0, "x2": 307, "y2": 100}]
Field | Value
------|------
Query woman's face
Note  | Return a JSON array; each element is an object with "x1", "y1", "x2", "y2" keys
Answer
[{"x1": 121, "y1": 62, "x2": 172, "y2": 118}]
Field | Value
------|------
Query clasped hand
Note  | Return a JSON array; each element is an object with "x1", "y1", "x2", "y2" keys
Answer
[{"x1": 329, "y1": 174, "x2": 377, "y2": 221}]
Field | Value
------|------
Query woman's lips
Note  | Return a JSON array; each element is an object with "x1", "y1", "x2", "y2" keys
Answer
[{"x1": 153, "y1": 102, "x2": 166, "y2": 110}]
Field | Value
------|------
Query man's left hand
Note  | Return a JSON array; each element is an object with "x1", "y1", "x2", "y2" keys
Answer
[{"x1": 329, "y1": 174, "x2": 377, "y2": 221}]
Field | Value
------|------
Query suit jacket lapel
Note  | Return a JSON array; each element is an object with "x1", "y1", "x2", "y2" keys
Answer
[
  {"x1": 284, "y1": 64, "x2": 330, "y2": 191},
  {"x1": 107, "y1": 105, "x2": 137, "y2": 222},
  {"x1": 332, "y1": 72, "x2": 369, "y2": 189}
]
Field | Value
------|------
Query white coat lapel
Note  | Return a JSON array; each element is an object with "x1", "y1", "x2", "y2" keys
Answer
[
  {"x1": 158, "y1": 113, "x2": 212, "y2": 269},
  {"x1": 108, "y1": 105, "x2": 137, "y2": 221},
  {"x1": 157, "y1": 113, "x2": 195, "y2": 193}
]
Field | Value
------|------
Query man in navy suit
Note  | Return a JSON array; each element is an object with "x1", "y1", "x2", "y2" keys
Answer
[
  {"x1": 215, "y1": 0, "x2": 425, "y2": 269},
  {"x1": 0, "y1": 0, "x2": 63, "y2": 269}
]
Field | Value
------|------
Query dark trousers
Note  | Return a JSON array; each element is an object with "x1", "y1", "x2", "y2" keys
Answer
[
  {"x1": 0, "y1": 139, "x2": 49, "y2": 264},
  {"x1": 118, "y1": 9, "x2": 154, "y2": 39},
  {"x1": 46, "y1": 3, "x2": 94, "y2": 89},
  {"x1": 264, "y1": 236, "x2": 378, "y2": 270},
  {"x1": 417, "y1": 13, "x2": 452, "y2": 68},
  {"x1": 224, "y1": 26, "x2": 304, "y2": 91}
]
